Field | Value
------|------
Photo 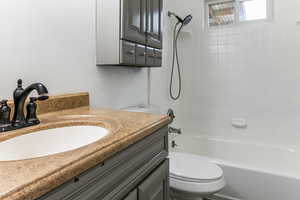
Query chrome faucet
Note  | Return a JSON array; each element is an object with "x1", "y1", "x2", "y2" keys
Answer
[{"x1": 0, "y1": 79, "x2": 49, "y2": 132}]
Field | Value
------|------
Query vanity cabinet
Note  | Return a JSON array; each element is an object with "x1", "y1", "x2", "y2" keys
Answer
[
  {"x1": 37, "y1": 126, "x2": 169, "y2": 200},
  {"x1": 96, "y1": 0, "x2": 163, "y2": 67}
]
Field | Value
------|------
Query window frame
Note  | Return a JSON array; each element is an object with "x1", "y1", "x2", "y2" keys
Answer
[{"x1": 205, "y1": 0, "x2": 273, "y2": 28}]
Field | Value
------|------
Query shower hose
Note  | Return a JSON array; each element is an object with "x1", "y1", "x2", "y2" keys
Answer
[{"x1": 170, "y1": 22, "x2": 184, "y2": 101}]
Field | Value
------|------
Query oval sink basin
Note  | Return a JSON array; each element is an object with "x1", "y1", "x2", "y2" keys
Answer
[{"x1": 0, "y1": 126, "x2": 108, "y2": 161}]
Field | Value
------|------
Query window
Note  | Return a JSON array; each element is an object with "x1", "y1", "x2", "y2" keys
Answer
[
  {"x1": 209, "y1": 1, "x2": 235, "y2": 27},
  {"x1": 206, "y1": 0, "x2": 271, "y2": 27},
  {"x1": 239, "y1": 0, "x2": 267, "y2": 21}
]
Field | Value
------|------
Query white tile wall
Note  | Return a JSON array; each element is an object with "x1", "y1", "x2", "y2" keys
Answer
[{"x1": 152, "y1": 0, "x2": 300, "y2": 145}]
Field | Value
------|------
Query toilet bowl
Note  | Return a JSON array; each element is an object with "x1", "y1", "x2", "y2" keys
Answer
[{"x1": 169, "y1": 152, "x2": 226, "y2": 200}]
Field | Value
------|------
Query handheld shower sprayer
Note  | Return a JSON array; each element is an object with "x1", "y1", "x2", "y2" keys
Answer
[
  {"x1": 168, "y1": 11, "x2": 193, "y2": 101},
  {"x1": 168, "y1": 12, "x2": 193, "y2": 26}
]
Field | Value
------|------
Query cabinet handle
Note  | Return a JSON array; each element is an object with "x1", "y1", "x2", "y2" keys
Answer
[
  {"x1": 74, "y1": 177, "x2": 80, "y2": 183},
  {"x1": 146, "y1": 31, "x2": 156, "y2": 37},
  {"x1": 127, "y1": 50, "x2": 135, "y2": 55},
  {"x1": 129, "y1": 25, "x2": 140, "y2": 33}
]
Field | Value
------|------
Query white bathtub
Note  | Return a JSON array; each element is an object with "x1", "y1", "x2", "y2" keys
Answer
[{"x1": 171, "y1": 135, "x2": 300, "y2": 200}]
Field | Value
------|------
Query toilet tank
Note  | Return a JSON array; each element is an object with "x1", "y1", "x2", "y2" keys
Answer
[{"x1": 122, "y1": 104, "x2": 161, "y2": 114}]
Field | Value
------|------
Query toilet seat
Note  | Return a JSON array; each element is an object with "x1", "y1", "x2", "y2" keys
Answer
[
  {"x1": 169, "y1": 152, "x2": 226, "y2": 195},
  {"x1": 169, "y1": 152, "x2": 223, "y2": 181},
  {"x1": 171, "y1": 174, "x2": 222, "y2": 183},
  {"x1": 170, "y1": 175, "x2": 226, "y2": 194}
]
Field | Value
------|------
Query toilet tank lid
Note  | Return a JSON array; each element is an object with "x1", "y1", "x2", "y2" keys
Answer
[
  {"x1": 122, "y1": 104, "x2": 160, "y2": 114},
  {"x1": 169, "y1": 152, "x2": 223, "y2": 181}
]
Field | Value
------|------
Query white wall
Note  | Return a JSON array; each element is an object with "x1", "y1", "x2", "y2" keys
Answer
[
  {"x1": 152, "y1": 0, "x2": 300, "y2": 145},
  {"x1": 0, "y1": 0, "x2": 148, "y2": 109}
]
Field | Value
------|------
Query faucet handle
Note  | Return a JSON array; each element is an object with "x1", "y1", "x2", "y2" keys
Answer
[
  {"x1": 26, "y1": 97, "x2": 39, "y2": 125},
  {"x1": 0, "y1": 100, "x2": 8, "y2": 106},
  {"x1": 0, "y1": 99, "x2": 9, "y2": 106},
  {"x1": 0, "y1": 100, "x2": 11, "y2": 126}
]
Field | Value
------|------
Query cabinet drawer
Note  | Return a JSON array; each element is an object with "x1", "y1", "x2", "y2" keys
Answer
[
  {"x1": 154, "y1": 49, "x2": 162, "y2": 67},
  {"x1": 135, "y1": 44, "x2": 146, "y2": 66},
  {"x1": 120, "y1": 41, "x2": 136, "y2": 65},
  {"x1": 146, "y1": 47, "x2": 155, "y2": 66}
]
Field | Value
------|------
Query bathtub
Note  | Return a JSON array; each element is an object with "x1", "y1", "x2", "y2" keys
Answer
[{"x1": 171, "y1": 135, "x2": 300, "y2": 200}]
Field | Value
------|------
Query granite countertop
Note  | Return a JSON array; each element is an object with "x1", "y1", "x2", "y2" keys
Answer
[{"x1": 0, "y1": 93, "x2": 170, "y2": 200}]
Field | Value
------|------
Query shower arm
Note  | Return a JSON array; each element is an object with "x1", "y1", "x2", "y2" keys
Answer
[{"x1": 168, "y1": 11, "x2": 184, "y2": 23}]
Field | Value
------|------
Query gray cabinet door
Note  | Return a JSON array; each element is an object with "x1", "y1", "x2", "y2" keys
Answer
[
  {"x1": 146, "y1": 47, "x2": 155, "y2": 66},
  {"x1": 154, "y1": 49, "x2": 162, "y2": 67},
  {"x1": 122, "y1": 0, "x2": 146, "y2": 44},
  {"x1": 146, "y1": 0, "x2": 162, "y2": 49},
  {"x1": 123, "y1": 189, "x2": 138, "y2": 200},
  {"x1": 138, "y1": 160, "x2": 169, "y2": 200},
  {"x1": 136, "y1": 44, "x2": 146, "y2": 66},
  {"x1": 120, "y1": 40, "x2": 136, "y2": 65}
]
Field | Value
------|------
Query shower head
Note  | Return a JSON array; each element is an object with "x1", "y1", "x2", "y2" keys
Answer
[
  {"x1": 183, "y1": 15, "x2": 193, "y2": 25},
  {"x1": 168, "y1": 11, "x2": 193, "y2": 26}
]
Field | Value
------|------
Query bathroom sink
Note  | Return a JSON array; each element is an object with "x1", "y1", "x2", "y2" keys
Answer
[{"x1": 0, "y1": 126, "x2": 109, "y2": 161}]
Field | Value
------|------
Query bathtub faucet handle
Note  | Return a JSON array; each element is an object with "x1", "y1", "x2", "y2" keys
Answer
[
  {"x1": 169, "y1": 126, "x2": 182, "y2": 135},
  {"x1": 171, "y1": 140, "x2": 178, "y2": 148}
]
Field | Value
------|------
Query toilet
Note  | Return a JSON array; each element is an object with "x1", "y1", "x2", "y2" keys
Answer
[
  {"x1": 169, "y1": 152, "x2": 226, "y2": 200},
  {"x1": 122, "y1": 104, "x2": 160, "y2": 114}
]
